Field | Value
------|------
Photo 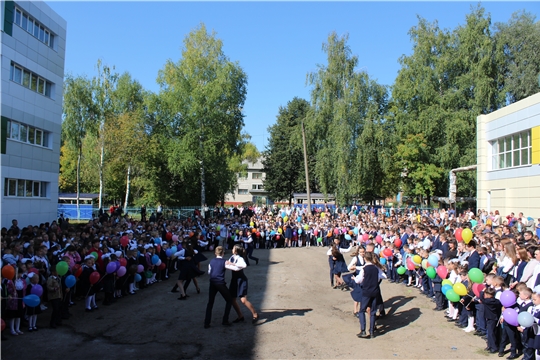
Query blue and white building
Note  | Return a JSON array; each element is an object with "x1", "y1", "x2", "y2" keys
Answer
[{"x1": 1, "y1": 1, "x2": 66, "y2": 227}]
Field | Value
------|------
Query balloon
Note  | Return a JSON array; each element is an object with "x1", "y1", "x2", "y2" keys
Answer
[
  {"x1": 362, "y1": 233, "x2": 369, "y2": 241},
  {"x1": 518, "y1": 311, "x2": 535, "y2": 328},
  {"x1": 317, "y1": 237, "x2": 322, "y2": 243},
  {"x1": 406, "y1": 259, "x2": 415, "y2": 271},
  {"x1": 106, "y1": 262, "x2": 117, "y2": 274},
  {"x1": 445, "y1": 289, "x2": 460, "y2": 302},
  {"x1": 462, "y1": 228, "x2": 473, "y2": 244},
  {"x1": 145, "y1": 271, "x2": 152, "y2": 278},
  {"x1": 31, "y1": 284, "x2": 43, "y2": 297},
  {"x1": 453, "y1": 282, "x2": 467, "y2": 296},
  {"x1": 250, "y1": 222, "x2": 254, "y2": 227},
  {"x1": 374, "y1": 248, "x2": 380, "y2": 255},
  {"x1": 304, "y1": 224, "x2": 309, "y2": 230},
  {"x1": 276, "y1": 235, "x2": 281, "y2": 240},
  {"x1": 166, "y1": 249, "x2": 173, "y2": 257},
  {"x1": 55, "y1": 261, "x2": 69, "y2": 276},
  {"x1": 297, "y1": 216, "x2": 302, "y2": 222},
  {"x1": 297, "y1": 230, "x2": 301, "y2": 235},
  {"x1": 472, "y1": 283, "x2": 486, "y2": 298},
  {"x1": 421, "y1": 259, "x2": 429, "y2": 270},
  {"x1": 134, "y1": 273, "x2": 142, "y2": 282},
  {"x1": 503, "y1": 308, "x2": 519, "y2": 326},
  {"x1": 120, "y1": 236, "x2": 129, "y2": 247},
  {"x1": 442, "y1": 284, "x2": 453, "y2": 295},
  {"x1": 412, "y1": 255, "x2": 422, "y2": 265},
  {"x1": 442, "y1": 279, "x2": 452, "y2": 287},
  {"x1": 1, "y1": 265, "x2": 15, "y2": 280},
  {"x1": 375, "y1": 235, "x2": 383, "y2": 244},
  {"x1": 171, "y1": 246, "x2": 177, "y2": 253},
  {"x1": 216, "y1": 225, "x2": 221, "y2": 231},
  {"x1": 345, "y1": 234, "x2": 351, "y2": 241},
  {"x1": 154, "y1": 238, "x2": 162, "y2": 245},
  {"x1": 156, "y1": 259, "x2": 162, "y2": 267},
  {"x1": 334, "y1": 228, "x2": 339, "y2": 235},
  {"x1": 278, "y1": 228, "x2": 283, "y2": 234},
  {"x1": 91, "y1": 252, "x2": 98, "y2": 260},
  {"x1": 158, "y1": 263, "x2": 166, "y2": 271},
  {"x1": 380, "y1": 258, "x2": 387, "y2": 265},
  {"x1": 209, "y1": 245, "x2": 214, "y2": 251},
  {"x1": 28, "y1": 268, "x2": 39, "y2": 275},
  {"x1": 428, "y1": 255, "x2": 439, "y2": 268},
  {"x1": 283, "y1": 216, "x2": 288, "y2": 222},
  {"x1": 65, "y1": 275, "x2": 76, "y2": 288},
  {"x1": 1, "y1": 318, "x2": 4, "y2": 332},
  {"x1": 500, "y1": 290, "x2": 517, "y2": 307},
  {"x1": 455, "y1": 228, "x2": 463, "y2": 242},
  {"x1": 117, "y1": 266, "x2": 127, "y2": 277},
  {"x1": 151, "y1": 254, "x2": 159, "y2": 265},
  {"x1": 23, "y1": 294, "x2": 40, "y2": 307},
  {"x1": 137, "y1": 265, "x2": 144, "y2": 273},
  {"x1": 397, "y1": 266, "x2": 406, "y2": 275},
  {"x1": 321, "y1": 212, "x2": 326, "y2": 218},
  {"x1": 166, "y1": 232, "x2": 173, "y2": 240},
  {"x1": 394, "y1": 239, "x2": 402, "y2": 248},
  {"x1": 293, "y1": 231, "x2": 297, "y2": 237},
  {"x1": 383, "y1": 248, "x2": 393, "y2": 257},
  {"x1": 74, "y1": 265, "x2": 83, "y2": 278},
  {"x1": 89, "y1": 272, "x2": 100, "y2": 284},
  {"x1": 468, "y1": 268, "x2": 484, "y2": 284},
  {"x1": 349, "y1": 230, "x2": 354, "y2": 236},
  {"x1": 426, "y1": 267, "x2": 437, "y2": 279},
  {"x1": 119, "y1": 258, "x2": 127, "y2": 267},
  {"x1": 353, "y1": 228, "x2": 359, "y2": 235},
  {"x1": 437, "y1": 265, "x2": 448, "y2": 279}
]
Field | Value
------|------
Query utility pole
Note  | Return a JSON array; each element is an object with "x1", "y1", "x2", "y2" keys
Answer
[{"x1": 301, "y1": 122, "x2": 312, "y2": 215}]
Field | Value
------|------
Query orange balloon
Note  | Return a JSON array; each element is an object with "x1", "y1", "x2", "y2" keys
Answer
[
  {"x1": 252, "y1": 228, "x2": 257, "y2": 234},
  {"x1": 1, "y1": 265, "x2": 15, "y2": 280}
]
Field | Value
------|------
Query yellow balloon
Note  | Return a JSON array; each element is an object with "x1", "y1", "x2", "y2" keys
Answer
[
  {"x1": 321, "y1": 213, "x2": 326, "y2": 218},
  {"x1": 284, "y1": 216, "x2": 288, "y2": 222},
  {"x1": 453, "y1": 282, "x2": 467, "y2": 296},
  {"x1": 278, "y1": 228, "x2": 283, "y2": 234},
  {"x1": 462, "y1": 228, "x2": 473, "y2": 244},
  {"x1": 412, "y1": 255, "x2": 422, "y2": 265},
  {"x1": 250, "y1": 222, "x2": 254, "y2": 227}
]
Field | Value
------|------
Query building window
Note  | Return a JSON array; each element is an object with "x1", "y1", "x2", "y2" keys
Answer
[
  {"x1": 252, "y1": 172, "x2": 262, "y2": 179},
  {"x1": 10, "y1": 62, "x2": 53, "y2": 98},
  {"x1": 490, "y1": 130, "x2": 532, "y2": 170},
  {"x1": 238, "y1": 189, "x2": 248, "y2": 195},
  {"x1": 237, "y1": 173, "x2": 247, "y2": 180},
  {"x1": 5, "y1": 119, "x2": 51, "y2": 148},
  {"x1": 251, "y1": 184, "x2": 264, "y2": 190},
  {"x1": 13, "y1": 7, "x2": 55, "y2": 48},
  {"x1": 4, "y1": 178, "x2": 47, "y2": 198}
]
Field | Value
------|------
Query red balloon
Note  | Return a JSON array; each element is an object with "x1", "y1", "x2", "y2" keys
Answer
[
  {"x1": 120, "y1": 236, "x2": 129, "y2": 247},
  {"x1": 394, "y1": 239, "x2": 402, "y2": 248},
  {"x1": 166, "y1": 232, "x2": 173, "y2": 240},
  {"x1": 362, "y1": 233, "x2": 369, "y2": 241},
  {"x1": 376, "y1": 235, "x2": 383, "y2": 244},
  {"x1": 1, "y1": 265, "x2": 15, "y2": 280},
  {"x1": 156, "y1": 245, "x2": 161, "y2": 254},
  {"x1": 158, "y1": 263, "x2": 166, "y2": 271},
  {"x1": 119, "y1": 258, "x2": 127, "y2": 267},
  {"x1": 89, "y1": 271, "x2": 100, "y2": 285},
  {"x1": 436, "y1": 265, "x2": 448, "y2": 279},
  {"x1": 472, "y1": 283, "x2": 486, "y2": 298},
  {"x1": 383, "y1": 248, "x2": 393, "y2": 257},
  {"x1": 333, "y1": 228, "x2": 339, "y2": 235},
  {"x1": 455, "y1": 228, "x2": 463, "y2": 242},
  {"x1": 256, "y1": 232, "x2": 260, "y2": 237},
  {"x1": 276, "y1": 235, "x2": 281, "y2": 240},
  {"x1": 406, "y1": 258, "x2": 415, "y2": 271}
]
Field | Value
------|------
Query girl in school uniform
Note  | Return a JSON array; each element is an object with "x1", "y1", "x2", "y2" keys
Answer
[
  {"x1": 345, "y1": 246, "x2": 366, "y2": 316},
  {"x1": 5, "y1": 264, "x2": 26, "y2": 335},
  {"x1": 25, "y1": 272, "x2": 42, "y2": 331},
  {"x1": 227, "y1": 244, "x2": 259, "y2": 323}
]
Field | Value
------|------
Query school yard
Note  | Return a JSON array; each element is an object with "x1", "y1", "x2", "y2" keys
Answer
[{"x1": 2, "y1": 247, "x2": 489, "y2": 360}]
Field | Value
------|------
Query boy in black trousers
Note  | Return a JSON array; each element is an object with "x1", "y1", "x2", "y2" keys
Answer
[{"x1": 481, "y1": 287, "x2": 502, "y2": 353}]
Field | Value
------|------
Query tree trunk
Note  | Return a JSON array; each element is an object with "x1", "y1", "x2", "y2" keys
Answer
[
  {"x1": 124, "y1": 164, "x2": 131, "y2": 213},
  {"x1": 76, "y1": 148, "x2": 81, "y2": 220},
  {"x1": 98, "y1": 140, "x2": 105, "y2": 210}
]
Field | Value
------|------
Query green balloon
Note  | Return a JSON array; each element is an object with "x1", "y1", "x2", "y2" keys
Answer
[
  {"x1": 317, "y1": 237, "x2": 322, "y2": 242},
  {"x1": 91, "y1": 251, "x2": 98, "y2": 260},
  {"x1": 397, "y1": 266, "x2": 406, "y2": 275},
  {"x1": 56, "y1": 261, "x2": 69, "y2": 276},
  {"x1": 446, "y1": 289, "x2": 460, "y2": 302},
  {"x1": 426, "y1": 267, "x2": 436, "y2": 279},
  {"x1": 145, "y1": 270, "x2": 153, "y2": 278},
  {"x1": 468, "y1": 268, "x2": 484, "y2": 284}
]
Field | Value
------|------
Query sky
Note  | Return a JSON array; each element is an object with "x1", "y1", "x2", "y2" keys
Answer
[{"x1": 46, "y1": 1, "x2": 539, "y2": 151}]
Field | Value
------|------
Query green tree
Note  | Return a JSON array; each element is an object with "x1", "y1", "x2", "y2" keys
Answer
[
  {"x1": 62, "y1": 74, "x2": 96, "y2": 218},
  {"x1": 157, "y1": 23, "x2": 247, "y2": 206},
  {"x1": 495, "y1": 11, "x2": 540, "y2": 103},
  {"x1": 263, "y1": 97, "x2": 310, "y2": 205}
]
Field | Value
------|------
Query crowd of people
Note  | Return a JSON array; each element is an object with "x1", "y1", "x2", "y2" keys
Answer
[{"x1": 2, "y1": 203, "x2": 540, "y2": 359}]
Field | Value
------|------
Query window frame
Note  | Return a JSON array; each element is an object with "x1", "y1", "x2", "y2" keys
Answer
[
  {"x1": 3, "y1": 178, "x2": 47, "y2": 198},
  {"x1": 14, "y1": 7, "x2": 55, "y2": 49},
  {"x1": 490, "y1": 130, "x2": 532, "y2": 171}
]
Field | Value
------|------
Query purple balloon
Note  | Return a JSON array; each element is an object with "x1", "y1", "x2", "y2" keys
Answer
[
  {"x1": 500, "y1": 290, "x2": 517, "y2": 307},
  {"x1": 503, "y1": 308, "x2": 519, "y2": 326},
  {"x1": 115, "y1": 261, "x2": 121, "y2": 271},
  {"x1": 117, "y1": 266, "x2": 127, "y2": 277},
  {"x1": 30, "y1": 284, "x2": 43, "y2": 297},
  {"x1": 137, "y1": 264, "x2": 144, "y2": 273},
  {"x1": 106, "y1": 262, "x2": 117, "y2": 274}
]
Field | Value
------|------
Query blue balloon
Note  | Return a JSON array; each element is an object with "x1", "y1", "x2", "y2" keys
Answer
[
  {"x1": 154, "y1": 238, "x2": 162, "y2": 245},
  {"x1": 428, "y1": 255, "x2": 439, "y2": 268},
  {"x1": 380, "y1": 257, "x2": 387, "y2": 265},
  {"x1": 151, "y1": 254, "x2": 159, "y2": 265},
  {"x1": 345, "y1": 234, "x2": 352, "y2": 241},
  {"x1": 298, "y1": 229, "x2": 302, "y2": 234},
  {"x1": 374, "y1": 248, "x2": 380, "y2": 255},
  {"x1": 442, "y1": 284, "x2": 453, "y2": 295},
  {"x1": 134, "y1": 273, "x2": 142, "y2": 282},
  {"x1": 166, "y1": 249, "x2": 173, "y2": 257},
  {"x1": 23, "y1": 294, "x2": 40, "y2": 307},
  {"x1": 65, "y1": 275, "x2": 76, "y2": 288},
  {"x1": 171, "y1": 246, "x2": 177, "y2": 253},
  {"x1": 353, "y1": 228, "x2": 359, "y2": 235},
  {"x1": 297, "y1": 216, "x2": 302, "y2": 222}
]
